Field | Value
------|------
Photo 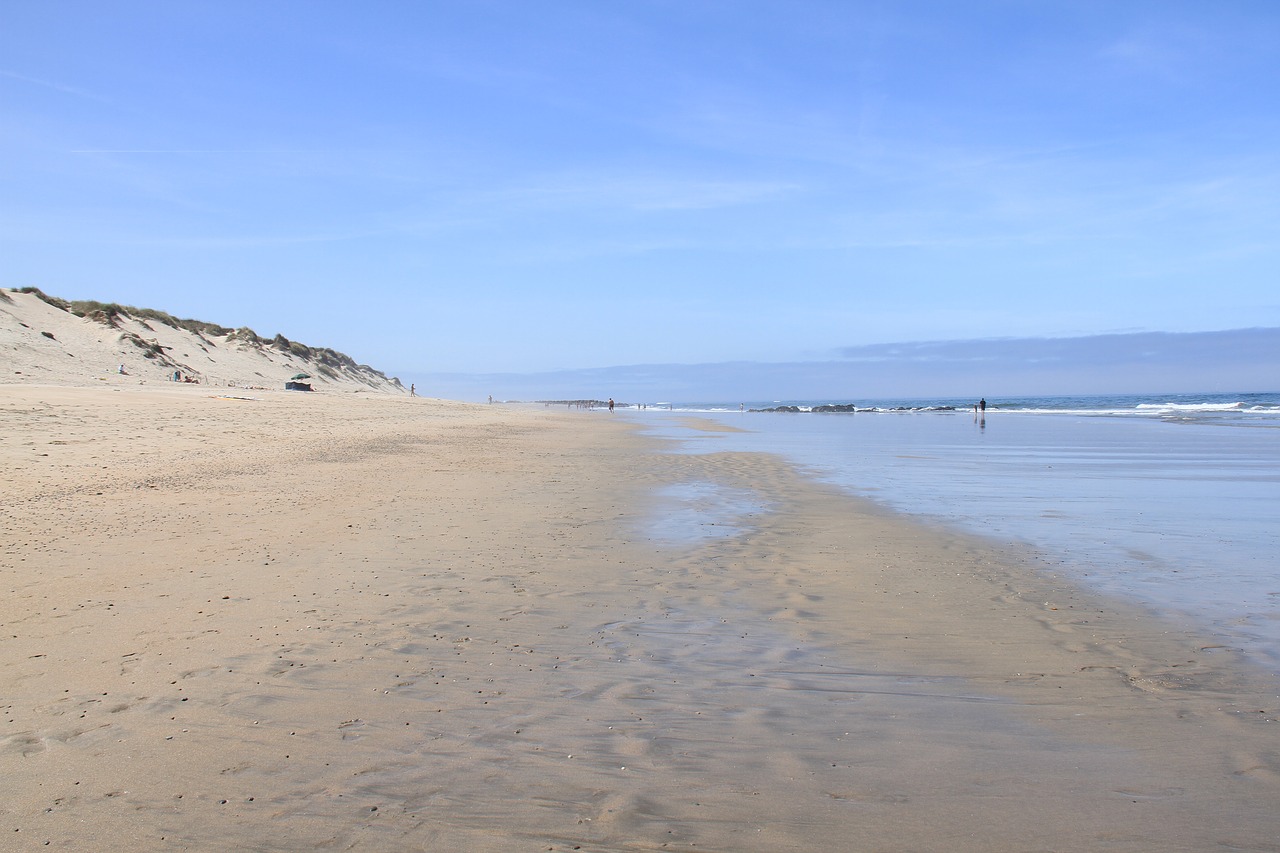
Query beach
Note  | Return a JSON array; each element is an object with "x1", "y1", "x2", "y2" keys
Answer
[{"x1": 3, "y1": 386, "x2": 1279, "y2": 852}]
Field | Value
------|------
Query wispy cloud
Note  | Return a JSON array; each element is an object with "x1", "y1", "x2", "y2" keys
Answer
[
  {"x1": 0, "y1": 214, "x2": 383, "y2": 249},
  {"x1": 836, "y1": 329, "x2": 1280, "y2": 368},
  {"x1": 67, "y1": 149, "x2": 337, "y2": 155},
  {"x1": 1099, "y1": 20, "x2": 1227, "y2": 84},
  {"x1": 0, "y1": 69, "x2": 111, "y2": 104},
  {"x1": 411, "y1": 328, "x2": 1280, "y2": 401},
  {"x1": 472, "y1": 171, "x2": 803, "y2": 213}
]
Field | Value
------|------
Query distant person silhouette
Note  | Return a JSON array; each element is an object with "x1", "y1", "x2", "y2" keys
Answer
[
  {"x1": 608, "y1": 398, "x2": 615, "y2": 412},
  {"x1": 979, "y1": 398, "x2": 986, "y2": 413}
]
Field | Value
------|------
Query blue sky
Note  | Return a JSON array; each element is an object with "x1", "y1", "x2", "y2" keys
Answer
[{"x1": 3, "y1": 1, "x2": 1278, "y2": 399}]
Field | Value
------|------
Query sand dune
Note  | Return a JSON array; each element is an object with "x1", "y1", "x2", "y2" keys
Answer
[{"x1": 0, "y1": 288, "x2": 403, "y2": 393}]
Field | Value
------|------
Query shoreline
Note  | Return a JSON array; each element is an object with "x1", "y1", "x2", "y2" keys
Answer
[
  {"x1": 3, "y1": 386, "x2": 1278, "y2": 850},
  {"x1": 639, "y1": 406, "x2": 1280, "y2": 676}
]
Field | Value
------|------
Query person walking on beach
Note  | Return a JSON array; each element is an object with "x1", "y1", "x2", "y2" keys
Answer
[
  {"x1": 410, "y1": 383, "x2": 415, "y2": 396},
  {"x1": 608, "y1": 398, "x2": 615, "y2": 412}
]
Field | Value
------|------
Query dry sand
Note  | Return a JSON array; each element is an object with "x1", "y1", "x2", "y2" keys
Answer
[{"x1": 2, "y1": 384, "x2": 1279, "y2": 852}]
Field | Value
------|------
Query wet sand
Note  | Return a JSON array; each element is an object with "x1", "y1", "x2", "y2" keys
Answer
[{"x1": 2, "y1": 386, "x2": 1278, "y2": 851}]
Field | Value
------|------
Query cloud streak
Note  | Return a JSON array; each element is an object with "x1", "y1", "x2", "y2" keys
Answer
[
  {"x1": 407, "y1": 328, "x2": 1280, "y2": 402},
  {"x1": 0, "y1": 69, "x2": 111, "y2": 103},
  {"x1": 836, "y1": 328, "x2": 1280, "y2": 367}
]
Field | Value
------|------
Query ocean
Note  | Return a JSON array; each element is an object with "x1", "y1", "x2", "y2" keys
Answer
[{"x1": 625, "y1": 392, "x2": 1280, "y2": 673}]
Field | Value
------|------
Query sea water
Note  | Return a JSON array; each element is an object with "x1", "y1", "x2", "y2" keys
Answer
[{"x1": 625, "y1": 393, "x2": 1280, "y2": 672}]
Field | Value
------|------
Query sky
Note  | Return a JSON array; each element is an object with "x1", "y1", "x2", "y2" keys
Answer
[{"x1": 3, "y1": 1, "x2": 1278, "y2": 400}]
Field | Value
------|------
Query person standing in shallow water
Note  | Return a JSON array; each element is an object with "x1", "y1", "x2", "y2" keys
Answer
[
  {"x1": 608, "y1": 398, "x2": 615, "y2": 412},
  {"x1": 979, "y1": 398, "x2": 986, "y2": 413}
]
